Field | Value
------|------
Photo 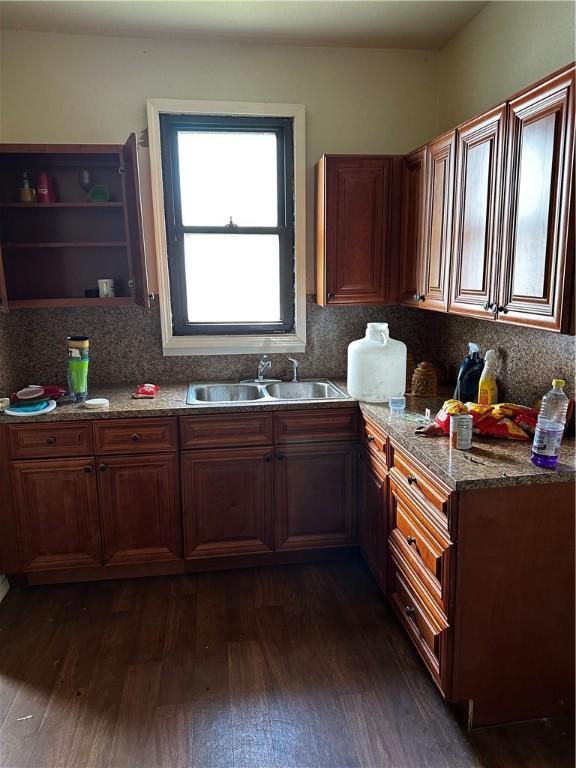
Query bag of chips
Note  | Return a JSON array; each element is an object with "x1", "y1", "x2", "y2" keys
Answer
[
  {"x1": 434, "y1": 399, "x2": 469, "y2": 434},
  {"x1": 473, "y1": 415, "x2": 530, "y2": 440}
]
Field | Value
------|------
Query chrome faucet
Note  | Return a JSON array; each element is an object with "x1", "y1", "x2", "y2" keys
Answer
[
  {"x1": 288, "y1": 357, "x2": 300, "y2": 383},
  {"x1": 257, "y1": 355, "x2": 272, "y2": 382}
]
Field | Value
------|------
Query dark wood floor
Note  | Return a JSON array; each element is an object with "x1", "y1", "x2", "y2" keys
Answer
[{"x1": 0, "y1": 560, "x2": 573, "y2": 768}]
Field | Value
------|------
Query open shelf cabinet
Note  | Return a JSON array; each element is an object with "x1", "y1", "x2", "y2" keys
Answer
[{"x1": 0, "y1": 135, "x2": 149, "y2": 312}]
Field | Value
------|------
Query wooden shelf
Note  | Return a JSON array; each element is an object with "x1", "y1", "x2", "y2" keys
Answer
[
  {"x1": 3, "y1": 241, "x2": 127, "y2": 249},
  {"x1": 9, "y1": 297, "x2": 134, "y2": 309},
  {"x1": 0, "y1": 202, "x2": 124, "y2": 209}
]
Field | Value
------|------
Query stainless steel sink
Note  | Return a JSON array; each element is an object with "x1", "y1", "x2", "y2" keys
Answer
[
  {"x1": 186, "y1": 379, "x2": 349, "y2": 404},
  {"x1": 265, "y1": 381, "x2": 346, "y2": 400},
  {"x1": 188, "y1": 384, "x2": 265, "y2": 403}
]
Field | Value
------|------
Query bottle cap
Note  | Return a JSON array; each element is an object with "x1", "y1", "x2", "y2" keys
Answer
[{"x1": 552, "y1": 379, "x2": 565, "y2": 388}]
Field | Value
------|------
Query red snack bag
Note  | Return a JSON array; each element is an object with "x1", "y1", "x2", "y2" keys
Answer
[
  {"x1": 434, "y1": 399, "x2": 468, "y2": 434},
  {"x1": 132, "y1": 383, "x2": 160, "y2": 399},
  {"x1": 474, "y1": 415, "x2": 529, "y2": 441},
  {"x1": 465, "y1": 402, "x2": 493, "y2": 426},
  {"x1": 513, "y1": 412, "x2": 538, "y2": 435}
]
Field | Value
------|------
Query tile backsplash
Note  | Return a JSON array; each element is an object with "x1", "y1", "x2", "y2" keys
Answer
[{"x1": 1, "y1": 298, "x2": 573, "y2": 407}]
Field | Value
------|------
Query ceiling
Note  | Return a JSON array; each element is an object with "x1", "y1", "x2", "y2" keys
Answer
[{"x1": 0, "y1": 1, "x2": 488, "y2": 50}]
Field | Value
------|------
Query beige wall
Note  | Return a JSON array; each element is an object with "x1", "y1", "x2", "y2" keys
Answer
[
  {"x1": 0, "y1": 30, "x2": 439, "y2": 289},
  {"x1": 437, "y1": 0, "x2": 575, "y2": 130}
]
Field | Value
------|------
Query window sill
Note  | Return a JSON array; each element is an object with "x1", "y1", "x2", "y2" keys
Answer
[{"x1": 162, "y1": 331, "x2": 306, "y2": 356}]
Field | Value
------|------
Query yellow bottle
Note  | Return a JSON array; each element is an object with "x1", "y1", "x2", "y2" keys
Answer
[{"x1": 477, "y1": 349, "x2": 498, "y2": 405}]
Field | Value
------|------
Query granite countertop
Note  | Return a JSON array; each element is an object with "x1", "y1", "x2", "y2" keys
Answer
[
  {"x1": 361, "y1": 397, "x2": 576, "y2": 491},
  {"x1": 1, "y1": 381, "x2": 574, "y2": 491}
]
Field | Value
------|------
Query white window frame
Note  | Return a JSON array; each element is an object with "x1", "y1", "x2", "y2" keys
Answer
[{"x1": 147, "y1": 98, "x2": 306, "y2": 356}]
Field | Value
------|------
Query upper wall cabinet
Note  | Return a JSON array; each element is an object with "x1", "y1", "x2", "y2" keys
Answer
[
  {"x1": 398, "y1": 147, "x2": 427, "y2": 307},
  {"x1": 420, "y1": 131, "x2": 455, "y2": 312},
  {"x1": 0, "y1": 136, "x2": 149, "y2": 312},
  {"x1": 498, "y1": 66, "x2": 575, "y2": 332},
  {"x1": 449, "y1": 104, "x2": 507, "y2": 319},
  {"x1": 315, "y1": 155, "x2": 399, "y2": 306}
]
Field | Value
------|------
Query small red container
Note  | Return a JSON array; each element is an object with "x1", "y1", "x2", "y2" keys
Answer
[{"x1": 36, "y1": 172, "x2": 56, "y2": 203}]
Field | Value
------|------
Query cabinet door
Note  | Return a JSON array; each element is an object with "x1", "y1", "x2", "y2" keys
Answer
[
  {"x1": 316, "y1": 155, "x2": 394, "y2": 305},
  {"x1": 276, "y1": 441, "x2": 357, "y2": 550},
  {"x1": 10, "y1": 458, "x2": 101, "y2": 571},
  {"x1": 98, "y1": 453, "x2": 181, "y2": 565},
  {"x1": 182, "y1": 447, "x2": 274, "y2": 558},
  {"x1": 399, "y1": 148, "x2": 427, "y2": 307},
  {"x1": 420, "y1": 132, "x2": 455, "y2": 311},
  {"x1": 122, "y1": 133, "x2": 150, "y2": 308},
  {"x1": 359, "y1": 452, "x2": 388, "y2": 591},
  {"x1": 449, "y1": 105, "x2": 507, "y2": 319},
  {"x1": 498, "y1": 66, "x2": 575, "y2": 331}
]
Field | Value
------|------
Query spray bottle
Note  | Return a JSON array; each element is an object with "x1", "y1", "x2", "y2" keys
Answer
[
  {"x1": 477, "y1": 349, "x2": 499, "y2": 405},
  {"x1": 453, "y1": 343, "x2": 484, "y2": 404}
]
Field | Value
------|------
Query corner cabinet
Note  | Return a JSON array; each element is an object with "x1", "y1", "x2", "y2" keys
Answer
[
  {"x1": 315, "y1": 155, "x2": 400, "y2": 306},
  {"x1": 498, "y1": 66, "x2": 575, "y2": 331},
  {"x1": 0, "y1": 135, "x2": 149, "y2": 312}
]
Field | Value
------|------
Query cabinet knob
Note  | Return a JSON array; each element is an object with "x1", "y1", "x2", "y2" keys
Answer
[
  {"x1": 46, "y1": 436, "x2": 56, "y2": 445},
  {"x1": 497, "y1": 305, "x2": 508, "y2": 314},
  {"x1": 406, "y1": 536, "x2": 416, "y2": 546},
  {"x1": 407, "y1": 475, "x2": 418, "y2": 486},
  {"x1": 98, "y1": 463, "x2": 108, "y2": 472},
  {"x1": 277, "y1": 452, "x2": 285, "y2": 460},
  {"x1": 405, "y1": 605, "x2": 415, "y2": 618},
  {"x1": 413, "y1": 293, "x2": 425, "y2": 303},
  {"x1": 130, "y1": 433, "x2": 141, "y2": 442},
  {"x1": 419, "y1": 294, "x2": 426, "y2": 303},
  {"x1": 264, "y1": 454, "x2": 273, "y2": 462},
  {"x1": 327, "y1": 292, "x2": 335, "y2": 299},
  {"x1": 367, "y1": 434, "x2": 375, "y2": 442},
  {"x1": 84, "y1": 464, "x2": 93, "y2": 473},
  {"x1": 484, "y1": 300, "x2": 495, "y2": 312}
]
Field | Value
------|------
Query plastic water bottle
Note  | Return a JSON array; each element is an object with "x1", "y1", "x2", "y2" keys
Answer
[{"x1": 531, "y1": 379, "x2": 569, "y2": 469}]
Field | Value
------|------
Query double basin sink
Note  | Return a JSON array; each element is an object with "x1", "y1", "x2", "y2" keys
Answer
[{"x1": 187, "y1": 379, "x2": 349, "y2": 404}]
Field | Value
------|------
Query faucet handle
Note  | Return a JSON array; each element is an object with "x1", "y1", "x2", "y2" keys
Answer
[{"x1": 288, "y1": 357, "x2": 300, "y2": 382}]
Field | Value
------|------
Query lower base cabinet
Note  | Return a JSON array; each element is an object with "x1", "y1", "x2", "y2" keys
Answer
[
  {"x1": 182, "y1": 447, "x2": 275, "y2": 558},
  {"x1": 98, "y1": 453, "x2": 181, "y2": 564},
  {"x1": 358, "y1": 450, "x2": 387, "y2": 589},
  {"x1": 10, "y1": 457, "x2": 101, "y2": 571},
  {"x1": 275, "y1": 442, "x2": 357, "y2": 550}
]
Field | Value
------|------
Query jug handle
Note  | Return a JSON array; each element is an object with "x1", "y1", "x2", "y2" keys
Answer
[{"x1": 379, "y1": 326, "x2": 389, "y2": 345}]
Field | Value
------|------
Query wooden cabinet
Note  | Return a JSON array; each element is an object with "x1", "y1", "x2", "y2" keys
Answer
[
  {"x1": 398, "y1": 147, "x2": 427, "y2": 307},
  {"x1": 359, "y1": 451, "x2": 387, "y2": 590},
  {"x1": 275, "y1": 441, "x2": 357, "y2": 550},
  {"x1": 449, "y1": 105, "x2": 507, "y2": 319},
  {"x1": 420, "y1": 131, "x2": 455, "y2": 312},
  {"x1": 0, "y1": 136, "x2": 149, "y2": 310},
  {"x1": 315, "y1": 155, "x2": 399, "y2": 305},
  {"x1": 98, "y1": 453, "x2": 181, "y2": 565},
  {"x1": 498, "y1": 66, "x2": 575, "y2": 331},
  {"x1": 10, "y1": 457, "x2": 101, "y2": 571},
  {"x1": 182, "y1": 446, "x2": 275, "y2": 558}
]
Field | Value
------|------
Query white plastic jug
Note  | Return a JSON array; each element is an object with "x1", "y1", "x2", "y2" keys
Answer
[{"x1": 347, "y1": 323, "x2": 407, "y2": 402}]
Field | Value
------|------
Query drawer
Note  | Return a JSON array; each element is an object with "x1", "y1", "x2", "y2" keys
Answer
[
  {"x1": 181, "y1": 413, "x2": 273, "y2": 449},
  {"x1": 389, "y1": 440, "x2": 452, "y2": 527},
  {"x1": 7, "y1": 422, "x2": 93, "y2": 459},
  {"x1": 389, "y1": 477, "x2": 453, "y2": 613},
  {"x1": 274, "y1": 408, "x2": 359, "y2": 444},
  {"x1": 389, "y1": 560, "x2": 449, "y2": 691},
  {"x1": 94, "y1": 418, "x2": 178, "y2": 454},
  {"x1": 362, "y1": 417, "x2": 388, "y2": 468}
]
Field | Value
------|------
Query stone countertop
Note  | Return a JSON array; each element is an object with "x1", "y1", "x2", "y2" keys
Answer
[
  {"x1": 0, "y1": 382, "x2": 357, "y2": 423},
  {"x1": 361, "y1": 397, "x2": 576, "y2": 491},
  {"x1": 1, "y1": 381, "x2": 574, "y2": 491}
]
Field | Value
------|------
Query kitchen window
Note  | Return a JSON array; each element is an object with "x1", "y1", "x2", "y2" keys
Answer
[{"x1": 147, "y1": 100, "x2": 306, "y2": 356}]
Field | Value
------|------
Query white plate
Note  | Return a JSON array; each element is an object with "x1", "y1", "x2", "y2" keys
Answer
[{"x1": 4, "y1": 399, "x2": 57, "y2": 417}]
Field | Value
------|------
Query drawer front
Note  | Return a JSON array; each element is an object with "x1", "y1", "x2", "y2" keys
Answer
[
  {"x1": 8, "y1": 422, "x2": 93, "y2": 459},
  {"x1": 274, "y1": 408, "x2": 359, "y2": 444},
  {"x1": 94, "y1": 418, "x2": 178, "y2": 454},
  {"x1": 389, "y1": 560, "x2": 449, "y2": 691},
  {"x1": 362, "y1": 417, "x2": 388, "y2": 468},
  {"x1": 390, "y1": 441, "x2": 452, "y2": 527},
  {"x1": 389, "y1": 477, "x2": 452, "y2": 612},
  {"x1": 181, "y1": 413, "x2": 273, "y2": 449}
]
